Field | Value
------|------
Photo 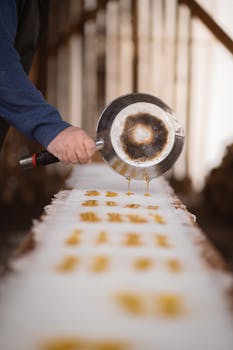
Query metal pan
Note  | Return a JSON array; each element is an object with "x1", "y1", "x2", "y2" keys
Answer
[
  {"x1": 20, "y1": 93, "x2": 184, "y2": 181},
  {"x1": 96, "y1": 93, "x2": 184, "y2": 180}
]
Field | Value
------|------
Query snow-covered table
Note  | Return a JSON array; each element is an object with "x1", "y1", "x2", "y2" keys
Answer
[{"x1": 0, "y1": 164, "x2": 232, "y2": 350}]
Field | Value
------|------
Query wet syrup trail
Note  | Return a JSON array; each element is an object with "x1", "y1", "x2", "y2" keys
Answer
[
  {"x1": 144, "y1": 176, "x2": 151, "y2": 197},
  {"x1": 126, "y1": 178, "x2": 134, "y2": 196},
  {"x1": 125, "y1": 176, "x2": 152, "y2": 196}
]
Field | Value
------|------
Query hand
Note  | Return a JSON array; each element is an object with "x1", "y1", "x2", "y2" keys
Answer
[{"x1": 47, "y1": 126, "x2": 96, "y2": 165}]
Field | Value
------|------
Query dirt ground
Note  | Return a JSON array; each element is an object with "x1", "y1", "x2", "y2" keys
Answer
[{"x1": 0, "y1": 200, "x2": 44, "y2": 276}]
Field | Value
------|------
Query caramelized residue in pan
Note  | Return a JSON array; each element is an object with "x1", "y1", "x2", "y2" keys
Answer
[
  {"x1": 119, "y1": 164, "x2": 128, "y2": 176},
  {"x1": 111, "y1": 159, "x2": 122, "y2": 170}
]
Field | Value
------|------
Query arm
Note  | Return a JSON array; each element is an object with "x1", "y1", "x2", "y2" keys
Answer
[{"x1": 0, "y1": 1, "x2": 95, "y2": 164}]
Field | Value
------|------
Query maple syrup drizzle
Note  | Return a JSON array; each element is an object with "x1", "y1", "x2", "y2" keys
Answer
[
  {"x1": 114, "y1": 292, "x2": 184, "y2": 317},
  {"x1": 124, "y1": 203, "x2": 140, "y2": 209},
  {"x1": 115, "y1": 292, "x2": 145, "y2": 315},
  {"x1": 134, "y1": 257, "x2": 153, "y2": 270},
  {"x1": 127, "y1": 214, "x2": 147, "y2": 223},
  {"x1": 85, "y1": 190, "x2": 100, "y2": 197},
  {"x1": 105, "y1": 201, "x2": 117, "y2": 207},
  {"x1": 154, "y1": 293, "x2": 184, "y2": 317},
  {"x1": 55, "y1": 256, "x2": 78, "y2": 273},
  {"x1": 65, "y1": 230, "x2": 82, "y2": 246},
  {"x1": 154, "y1": 214, "x2": 166, "y2": 224},
  {"x1": 166, "y1": 258, "x2": 182, "y2": 272},
  {"x1": 124, "y1": 233, "x2": 142, "y2": 246},
  {"x1": 80, "y1": 212, "x2": 101, "y2": 222},
  {"x1": 155, "y1": 234, "x2": 171, "y2": 247},
  {"x1": 42, "y1": 337, "x2": 126, "y2": 350},
  {"x1": 146, "y1": 205, "x2": 159, "y2": 210},
  {"x1": 107, "y1": 212, "x2": 123, "y2": 222},
  {"x1": 144, "y1": 175, "x2": 151, "y2": 196},
  {"x1": 126, "y1": 177, "x2": 134, "y2": 196},
  {"x1": 91, "y1": 255, "x2": 109, "y2": 273},
  {"x1": 106, "y1": 191, "x2": 118, "y2": 197},
  {"x1": 96, "y1": 231, "x2": 108, "y2": 244},
  {"x1": 82, "y1": 200, "x2": 99, "y2": 207}
]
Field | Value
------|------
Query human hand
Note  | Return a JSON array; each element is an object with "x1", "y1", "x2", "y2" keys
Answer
[{"x1": 47, "y1": 126, "x2": 96, "y2": 164}]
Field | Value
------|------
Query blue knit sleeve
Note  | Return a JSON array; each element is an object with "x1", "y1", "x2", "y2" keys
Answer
[{"x1": 0, "y1": 1, "x2": 71, "y2": 148}]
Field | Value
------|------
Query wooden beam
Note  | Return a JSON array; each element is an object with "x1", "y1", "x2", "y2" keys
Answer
[
  {"x1": 132, "y1": 0, "x2": 138, "y2": 92},
  {"x1": 185, "y1": 11, "x2": 192, "y2": 178},
  {"x1": 178, "y1": 0, "x2": 233, "y2": 55},
  {"x1": 96, "y1": 0, "x2": 107, "y2": 114},
  {"x1": 47, "y1": 9, "x2": 97, "y2": 56}
]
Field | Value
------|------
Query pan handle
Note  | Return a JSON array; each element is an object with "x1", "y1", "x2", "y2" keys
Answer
[
  {"x1": 95, "y1": 137, "x2": 104, "y2": 151},
  {"x1": 19, "y1": 138, "x2": 104, "y2": 169}
]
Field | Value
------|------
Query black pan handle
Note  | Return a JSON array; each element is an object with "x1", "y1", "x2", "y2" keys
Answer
[
  {"x1": 19, "y1": 138, "x2": 104, "y2": 169},
  {"x1": 19, "y1": 150, "x2": 59, "y2": 169}
]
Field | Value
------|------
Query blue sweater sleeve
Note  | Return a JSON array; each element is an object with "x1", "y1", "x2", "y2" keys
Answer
[{"x1": 0, "y1": 1, "x2": 71, "y2": 148}]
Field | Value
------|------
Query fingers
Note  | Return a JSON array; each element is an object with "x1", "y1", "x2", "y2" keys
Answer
[
  {"x1": 47, "y1": 126, "x2": 96, "y2": 165},
  {"x1": 83, "y1": 137, "x2": 96, "y2": 159},
  {"x1": 75, "y1": 139, "x2": 88, "y2": 164}
]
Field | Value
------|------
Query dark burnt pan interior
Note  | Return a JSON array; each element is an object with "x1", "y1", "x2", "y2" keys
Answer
[{"x1": 120, "y1": 113, "x2": 168, "y2": 161}]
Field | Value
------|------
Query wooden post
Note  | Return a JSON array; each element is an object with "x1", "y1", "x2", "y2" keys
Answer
[
  {"x1": 118, "y1": 0, "x2": 133, "y2": 96},
  {"x1": 96, "y1": 0, "x2": 107, "y2": 114},
  {"x1": 132, "y1": 0, "x2": 138, "y2": 92},
  {"x1": 105, "y1": 0, "x2": 120, "y2": 104},
  {"x1": 185, "y1": 11, "x2": 192, "y2": 179},
  {"x1": 68, "y1": 1, "x2": 83, "y2": 127},
  {"x1": 82, "y1": 0, "x2": 98, "y2": 135}
]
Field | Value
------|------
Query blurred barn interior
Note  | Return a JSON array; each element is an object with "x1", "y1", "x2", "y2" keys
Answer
[{"x1": 0, "y1": 0, "x2": 233, "y2": 273}]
